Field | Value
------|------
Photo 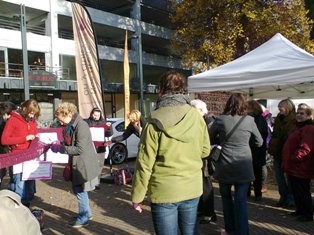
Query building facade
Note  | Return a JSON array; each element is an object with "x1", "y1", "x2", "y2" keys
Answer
[{"x1": 0, "y1": 0, "x2": 190, "y2": 120}]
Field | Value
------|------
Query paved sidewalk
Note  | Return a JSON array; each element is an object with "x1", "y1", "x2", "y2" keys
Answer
[{"x1": 2, "y1": 160, "x2": 313, "y2": 235}]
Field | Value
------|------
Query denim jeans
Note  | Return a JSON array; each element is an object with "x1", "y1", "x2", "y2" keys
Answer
[
  {"x1": 8, "y1": 173, "x2": 35, "y2": 206},
  {"x1": 219, "y1": 182, "x2": 249, "y2": 235},
  {"x1": 273, "y1": 158, "x2": 294, "y2": 205},
  {"x1": 72, "y1": 185, "x2": 92, "y2": 224},
  {"x1": 151, "y1": 197, "x2": 200, "y2": 235}
]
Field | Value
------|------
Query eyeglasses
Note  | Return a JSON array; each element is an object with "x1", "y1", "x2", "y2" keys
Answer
[{"x1": 296, "y1": 112, "x2": 306, "y2": 115}]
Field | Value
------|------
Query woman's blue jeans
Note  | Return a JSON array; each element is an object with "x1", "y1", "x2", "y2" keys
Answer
[
  {"x1": 72, "y1": 185, "x2": 92, "y2": 224},
  {"x1": 151, "y1": 197, "x2": 200, "y2": 235},
  {"x1": 273, "y1": 158, "x2": 294, "y2": 205},
  {"x1": 219, "y1": 182, "x2": 249, "y2": 235},
  {"x1": 8, "y1": 173, "x2": 35, "y2": 206}
]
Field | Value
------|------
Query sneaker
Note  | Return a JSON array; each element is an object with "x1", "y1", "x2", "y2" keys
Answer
[
  {"x1": 289, "y1": 211, "x2": 300, "y2": 217},
  {"x1": 261, "y1": 186, "x2": 267, "y2": 193},
  {"x1": 199, "y1": 216, "x2": 211, "y2": 224},
  {"x1": 199, "y1": 213, "x2": 217, "y2": 224},
  {"x1": 72, "y1": 221, "x2": 89, "y2": 228},
  {"x1": 211, "y1": 213, "x2": 217, "y2": 222},
  {"x1": 72, "y1": 216, "x2": 93, "y2": 222}
]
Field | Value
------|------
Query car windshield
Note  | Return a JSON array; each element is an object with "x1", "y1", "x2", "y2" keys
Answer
[
  {"x1": 108, "y1": 119, "x2": 126, "y2": 132},
  {"x1": 115, "y1": 121, "x2": 125, "y2": 132}
]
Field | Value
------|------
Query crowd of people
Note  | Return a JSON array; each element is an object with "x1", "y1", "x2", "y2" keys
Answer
[{"x1": 0, "y1": 70, "x2": 314, "y2": 235}]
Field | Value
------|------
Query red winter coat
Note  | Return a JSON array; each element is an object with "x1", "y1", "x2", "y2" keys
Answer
[
  {"x1": 282, "y1": 121, "x2": 314, "y2": 179},
  {"x1": 1, "y1": 111, "x2": 38, "y2": 152}
]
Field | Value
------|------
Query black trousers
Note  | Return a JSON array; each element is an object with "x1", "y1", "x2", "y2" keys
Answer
[
  {"x1": 253, "y1": 165, "x2": 263, "y2": 197},
  {"x1": 289, "y1": 175, "x2": 313, "y2": 219},
  {"x1": 198, "y1": 176, "x2": 215, "y2": 217},
  {"x1": 248, "y1": 164, "x2": 263, "y2": 198}
]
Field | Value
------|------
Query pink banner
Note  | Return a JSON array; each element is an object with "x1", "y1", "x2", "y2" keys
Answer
[
  {"x1": 0, "y1": 125, "x2": 109, "y2": 168},
  {"x1": 0, "y1": 139, "x2": 50, "y2": 169}
]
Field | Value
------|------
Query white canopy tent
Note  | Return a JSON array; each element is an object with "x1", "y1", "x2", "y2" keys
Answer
[{"x1": 188, "y1": 33, "x2": 314, "y2": 99}]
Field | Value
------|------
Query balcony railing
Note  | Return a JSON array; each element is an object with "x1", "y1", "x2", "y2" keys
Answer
[
  {"x1": 0, "y1": 62, "x2": 70, "y2": 80},
  {"x1": 0, "y1": 17, "x2": 46, "y2": 36}
]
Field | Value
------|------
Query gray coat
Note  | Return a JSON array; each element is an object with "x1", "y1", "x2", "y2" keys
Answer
[
  {"x1": 63, "y1": 115, "x2": 100, "y2": 189},
  {"x1": 209, "y1": 115, "x2": 263, "y2": 184}
]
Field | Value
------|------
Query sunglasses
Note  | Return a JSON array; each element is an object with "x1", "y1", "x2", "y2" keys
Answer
[{"x1": 296, "y1": 112, "x2": 306, "y2": 115}]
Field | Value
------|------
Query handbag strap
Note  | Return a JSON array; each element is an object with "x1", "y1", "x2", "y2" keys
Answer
[{"x1": 221, "y1": 116, "x2": 246, "y2": 146}]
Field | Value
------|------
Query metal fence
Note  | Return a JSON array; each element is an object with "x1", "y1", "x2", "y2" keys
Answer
[{"x1": 0, "y1": 62, "x2": 70, "y2": 80}]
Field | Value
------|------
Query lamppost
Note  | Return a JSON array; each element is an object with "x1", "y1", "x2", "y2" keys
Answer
[
  {"x1": 132, "y1": 0, "x2": 144, "y2": 114},
  {"x1": 20, "y1": 4, "x2": 30, "y2": 100},
  {"x1": 137, "y1": 25, "x2": 144, "y2": 114}
]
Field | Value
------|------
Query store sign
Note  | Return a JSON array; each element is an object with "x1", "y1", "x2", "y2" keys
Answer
[{"x1": 29, "y1": 70, "x2": 57, "y2": 88}]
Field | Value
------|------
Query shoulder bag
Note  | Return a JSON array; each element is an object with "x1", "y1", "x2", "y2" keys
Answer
[{"x1": 208, "y1": 116, "x2": 246, "y2": 174}]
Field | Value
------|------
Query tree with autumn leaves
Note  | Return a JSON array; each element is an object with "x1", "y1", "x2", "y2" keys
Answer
[{"x1": 170, "y1": 0, "x2": 314, "y2": 72}]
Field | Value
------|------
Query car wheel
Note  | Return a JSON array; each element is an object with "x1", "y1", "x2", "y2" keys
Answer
[{"x1": 109, "y1": 143, "x2": 128, "y2": 164}]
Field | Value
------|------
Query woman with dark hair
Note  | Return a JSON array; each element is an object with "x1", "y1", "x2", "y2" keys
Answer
[
  {"x1": 85, "y1": 107, "x2": 105, "y2": 125},
  {"x1": 131, "y1": 71, "x2": 210, "y2": 235},
  {"x1": 1, "y1": 99, "x2": 40, "y2": 207},
  {"x1": 84, "y1": 107, "x2": 112, "y2": 190},
  {"x1": 246, "y1": 100, "x2": 268, "y2": 201},
  {"x1": 268, "y1": 98, "x2": 296, "y2": 207},
  {"x1": 209, "y1": 93, "x2": 263, "y2": 235},
  {"x1": 282, "y1": 103, "x2": 314, "y2": 222}
]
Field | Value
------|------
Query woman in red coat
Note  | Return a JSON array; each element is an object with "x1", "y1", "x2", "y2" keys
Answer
[
  {"x1": 282, "y1": 103, "x2": 314, "y2": 222},
  {"x1": 1, "y1": 99, "x2": 40, "y2": 207}
]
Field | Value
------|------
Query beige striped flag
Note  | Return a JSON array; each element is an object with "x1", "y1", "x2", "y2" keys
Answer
[{"x1": 71, "y1": 2, "x2": 103, "y2": 118}]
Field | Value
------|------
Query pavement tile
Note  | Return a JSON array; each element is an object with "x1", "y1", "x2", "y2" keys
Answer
[{"x1": 1, "y1": 160, "x2": 313, "y2": 235}]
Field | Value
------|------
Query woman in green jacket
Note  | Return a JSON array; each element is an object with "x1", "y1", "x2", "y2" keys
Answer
[{"x1": 131, "y1": 71, "x2": 210, "y2": 235}]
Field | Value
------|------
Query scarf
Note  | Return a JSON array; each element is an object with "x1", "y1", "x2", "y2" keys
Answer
[
  {"x1": 295, "y1": 119, "x2": 314, "y2": 127},
  {"x1": 155, "y1": 93, "x2": 191, "y2": 109},
  {"x1": 63, "y1": 113, "x2": 78, "y2": 145}
]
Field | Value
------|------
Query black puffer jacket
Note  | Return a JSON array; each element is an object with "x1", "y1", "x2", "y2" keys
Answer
[{"x1": 249, "y1": 113, "x2": 268, "y2": 166}]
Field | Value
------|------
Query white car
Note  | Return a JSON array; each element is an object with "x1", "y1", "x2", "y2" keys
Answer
[{"x1": 107, "y1": 118, "x2": 140, "y2": 164}]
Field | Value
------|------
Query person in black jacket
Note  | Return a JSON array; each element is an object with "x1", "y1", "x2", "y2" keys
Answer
[
  {"x1": 247, "y1": 100, "x2": 268, "y2": 201},
  {"x1": 191, "y1": 99, "x2": 217, "y2": 224},
  {"x1": 111, "y1": 109, "x2": 145, "y2": 143},
  {"x1": 84, "y1": 107, "x2": 113, "y2": 190},
  {"x1": 0, "y1": 101, "x2": 16, "y2": 187},
  {"x1": 84, "y1": 107, "x2": 113, "y2": 152}
]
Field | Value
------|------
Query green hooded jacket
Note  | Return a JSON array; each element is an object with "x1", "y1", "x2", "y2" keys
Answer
[{"x1": 131, "y1": 104, "x2": 210, "y2": 203}]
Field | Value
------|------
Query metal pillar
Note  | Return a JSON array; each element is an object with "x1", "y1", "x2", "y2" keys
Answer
[
  {"x1": 20, "y1": 4, "x2": 29, "y2": 100},
  {"x1": 132, "y1": 0, "x2": 144, "y2": 114}
]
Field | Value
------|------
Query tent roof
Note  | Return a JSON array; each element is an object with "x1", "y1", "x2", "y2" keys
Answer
[{"x1": 188, "y1": 33, "x2": 314, "y2": 99}]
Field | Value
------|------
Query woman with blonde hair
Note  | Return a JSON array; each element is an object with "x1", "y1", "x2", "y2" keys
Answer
[
  {"x1": 111, "y1": 109, "x2": 145, "y2": 142},
  {"x1": 268, "y1": 98, "x2": 296, "y2": 207},
  {"x1": 50, "y1": 102, "x2": 100, "y2": 228}
]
